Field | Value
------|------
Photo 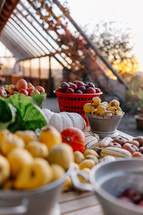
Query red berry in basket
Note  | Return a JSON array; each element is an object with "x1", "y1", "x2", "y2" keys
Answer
[
  {"x1": 61, "y1": 82, "x2": 70, "y2": 92},
  {"x1": 66, "y1": 88, "x2": 74, "y2": 93},
  {"x1": 56, "y1": 87, "x2": 62, "y2": 92},
  {"x1": 95, "y1": 88, "x2": 101, "y2": 93},
  {"x1": 76, "y1": 90, "x2": 83, "y2": 94},
  {"x1": 86, "y1": 82, "x2": 95, "y2": 88},
  {"x1": 86, "y1": 87, "x2": 96, "y2": 94},
  {"x1": 70, "y1": 83, "x2": 78, "y2": 92},
  {"x1": 79, "y1": 85, "x2": 86, "y2": 93},
  {"x1": 76, "y1": 81, "x2": 85, "y2": 87}
]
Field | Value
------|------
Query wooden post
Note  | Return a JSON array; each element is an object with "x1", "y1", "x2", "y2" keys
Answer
[
  {"x1": 39, "y1": 58, "x2": 42, "y2": 86},
  {"x1": 29, "y1": 60, "x2": 32, "y2": 83},
  {"x1": 22, "y1": 61, "x2": 25, "y2": 77}
]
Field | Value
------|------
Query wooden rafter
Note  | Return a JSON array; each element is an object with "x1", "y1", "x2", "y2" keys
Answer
[{"x1": 0, "y1": 0, "x2": 20, "y2": 31}]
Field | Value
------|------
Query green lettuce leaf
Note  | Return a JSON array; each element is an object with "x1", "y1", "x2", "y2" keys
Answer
[
  {"x1": 6, "y1": 94, "x2": 47, "y2": 132},
  {"x1": 0, "y1": 97, "x2": 16, "y2": 130},
  {"x1": 31, "y1": 93, "x2": 47, "y2": 108}
]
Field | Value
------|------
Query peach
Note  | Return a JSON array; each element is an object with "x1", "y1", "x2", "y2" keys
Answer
[
  {"x1": 35, "y1": 86, "x2": 45, "y2": 93},
  {"x1": 15, "y1": 79, "x2": 27, "y2": 90}
]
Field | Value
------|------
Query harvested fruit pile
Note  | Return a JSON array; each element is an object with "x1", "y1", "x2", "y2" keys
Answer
[
  {"x1": 84, "y1": 97, "x2": 123, "y2": 116},
  {"x1": 118, "y1": 188, "x2": 143, "y2": 207},
  {"x1": 98, "y1": 136, "x2": 143, "y2": 158},
  {"x1": 0, "y1": 79, "x2": 45, "y2": 98},
  {"x1": 0, "y1": 127, "x2": 73, "y2": 190},
  {"x1": 56, "y1": 80, "x2": 101, "y2": 94}
]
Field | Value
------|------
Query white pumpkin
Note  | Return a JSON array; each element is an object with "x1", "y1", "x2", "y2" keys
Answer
[{"x1": 42, "y1": 109, "x2": 86, "y2": 132}]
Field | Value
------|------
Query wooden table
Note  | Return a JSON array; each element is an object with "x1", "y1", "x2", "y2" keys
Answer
[{"x1": 58, "y1": 131, "x2": 133, "y2": 215}]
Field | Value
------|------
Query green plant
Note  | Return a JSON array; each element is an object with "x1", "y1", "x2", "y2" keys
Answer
[{"x1": 124, "y1": 75, "x2": 143, "y2": 114}]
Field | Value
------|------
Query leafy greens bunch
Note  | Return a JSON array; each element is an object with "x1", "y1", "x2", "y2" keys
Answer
[{"x1": 0, "y1": 93, "x2": 47, "y2": 132}]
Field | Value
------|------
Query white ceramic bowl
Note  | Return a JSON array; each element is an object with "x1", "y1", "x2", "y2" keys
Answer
[
  {"x1": 90, "y1": 159, "x2": 143, "y2": 215},
  {"x1": 0, "y1": 166, "x2": 71, "y2": 215},
  {"x1": 86, "y1": 112, "x2": 124, "y2": 138}
]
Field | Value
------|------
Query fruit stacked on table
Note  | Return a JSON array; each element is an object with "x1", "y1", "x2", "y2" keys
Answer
[
  {"x1": 0, "y1": 126, "x2": 73, "y2": 190},
  {"x1": 84, "y1": 97, "x2": 123, "y2": 116},
  {"x1": 0, "y1": 79, "x2": 45, "y2": 98},
  {"x1": 118, "y1": 188, "x2": 143, "y2": 207},
  {"x1": 56, "y1": 80, "x2": 101, "y2": 94},
  {"x1": 98, "y1": 136, "x2": 143, "y2": 158}
]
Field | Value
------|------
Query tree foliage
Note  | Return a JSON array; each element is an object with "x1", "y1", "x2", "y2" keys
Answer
[{"x1": 90, "y1": 21, "x2": 139, "y2": 74}]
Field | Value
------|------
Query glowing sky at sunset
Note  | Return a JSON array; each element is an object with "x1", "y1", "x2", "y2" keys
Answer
[{"x1": 67, "y1": 0, "x2": 143, "y2": 71}]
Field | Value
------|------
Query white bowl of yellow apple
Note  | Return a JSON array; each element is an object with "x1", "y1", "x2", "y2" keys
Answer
[
  {"x1": 84, "y1": 98, "x2": 124, "y2": 138},
  {"x1": 0, "y1": 128, "x2": 73, "y2": 215}
]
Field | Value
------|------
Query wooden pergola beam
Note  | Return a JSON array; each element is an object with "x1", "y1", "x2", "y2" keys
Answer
[
  {"x1": 0, "y1": 0, "x2": 20, "y2": 31},
  {"x1": 53, "y1": 0, "x2": 129, "y2": 89}
]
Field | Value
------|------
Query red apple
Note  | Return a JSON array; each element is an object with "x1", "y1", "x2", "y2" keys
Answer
[
  {"x1": 35, "y1": 86, "x2": 45, "y2": 93},
  {"x1": 27, "y1": 83, "x2": 35, "y2": 89},
  {"x1": 10, "y1": 91, "x2": 19, "y2": 96},
  {"x1": 19, "y1": 89, "x2": 28, "y2": 96},
  {"x1": 86, "y1": 87, "x2": 96, "y2": 94},
  {"x1": 66, "y1": 88, "x2": 74, "y2": 93},
  {"x1": 107, "y1": 142, "x2": 122, "y2": 148},
  {"x1": 27, "y1": 88, "x2": 35, "y2": 96},
  {"x1": 30, "y1": 89, "x2": 40, "y2": 96},
  {"x1": 0, "y1": 88, "x2": 7, "y2": 98},
  {"x1": 123, "y1": 143, "x2": 139, "y2": 154},
  {"x1": 15, "y1": 79, "x2": 27, "y2": 90}
]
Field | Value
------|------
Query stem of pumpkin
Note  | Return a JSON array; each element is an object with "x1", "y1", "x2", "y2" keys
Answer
[{"x1": 66, "y1": 137, "x2": 71, "y2": 142}]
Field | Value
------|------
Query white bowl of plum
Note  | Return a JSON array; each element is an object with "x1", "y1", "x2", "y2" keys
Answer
[{"x1": 89, "y1": 158, "x2": 143, "y2": 215}]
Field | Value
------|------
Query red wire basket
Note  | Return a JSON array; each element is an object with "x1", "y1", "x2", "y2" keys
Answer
[{"x1": 55, "y1": 90, "x2": 102, "y2": 126}]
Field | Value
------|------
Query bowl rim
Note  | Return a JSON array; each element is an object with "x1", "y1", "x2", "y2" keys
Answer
[
  {"x1": 54, "y1": 89, "x2": 103, "y2": 97},
  {"x1": 0, "y1": 163, "x2": 73, "y2": 198},
  {"x1": 85, "y1": 112, "x2": 124, "y2": 119},
  {"x1": 90, "y1": 158, "x2": 143, "y2": 213}
]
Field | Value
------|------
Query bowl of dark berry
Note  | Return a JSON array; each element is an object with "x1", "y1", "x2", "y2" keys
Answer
[{"x1": 89, "y1": 158, "x2": 143, "y2": 215}]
